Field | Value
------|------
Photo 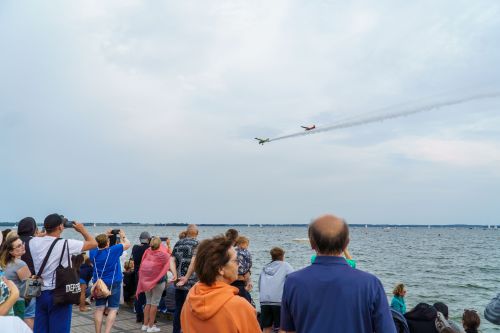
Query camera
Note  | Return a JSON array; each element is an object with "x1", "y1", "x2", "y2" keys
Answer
[
  {"x1": 109, "y1": 229, "x2": 121, "y2": 246},
  {"x1": 61, "y1": 216, "x2": 75, "y2": 228},
  {"x1": 160, "y1": 237, "x2": 168, "y2": 242}
]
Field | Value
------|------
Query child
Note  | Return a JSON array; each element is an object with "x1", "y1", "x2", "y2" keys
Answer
[
  {"x1": 462, "y1": 309, "x2": 480, "y2": 333},
  {"x1": 231, "y1": 236, "x2": 253, "y2": 304},
  {"x1": 390, "y1": 283, "x2": 407, "y2": 314},
  {"x1": 78, "y1": 254, "x2": 93, "y2": 312},
  {"x1": 310, "y1": 246, "x2": 356, "y2": 268}
]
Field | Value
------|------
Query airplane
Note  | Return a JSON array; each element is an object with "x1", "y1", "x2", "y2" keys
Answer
[
  {"x1": 254, "y1": 138, "x2": 270, "y2": 145},
  {"x1": 301, "y1": 125, "x2": 316, "y2": 131}
]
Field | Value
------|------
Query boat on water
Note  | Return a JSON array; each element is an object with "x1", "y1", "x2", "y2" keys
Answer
[{"x1": 292, "y1": 238, "x2": 309, "y2": 243}]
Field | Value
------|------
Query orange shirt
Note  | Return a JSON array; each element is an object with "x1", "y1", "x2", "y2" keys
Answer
[{"x1": 181, "y1": 281, "x2": 261, "y2": 333}]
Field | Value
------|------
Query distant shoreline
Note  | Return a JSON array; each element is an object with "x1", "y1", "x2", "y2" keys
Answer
[{"x1": 0, "y1": 222, "x2": 498, "y2": 228}]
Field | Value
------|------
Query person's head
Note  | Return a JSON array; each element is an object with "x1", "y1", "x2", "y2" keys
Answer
[
  {"x1": 462, "y1": 309, "x2": 480, "y2": 330},
  {"x1": 149, "y1": 237, "x2": 161, "y2": 250},
  {"x1": 96, "y1": 234, "x2": 110, "y2": 249},
  {"x1": 270, "y1": 247, "x2": 285, "y2": 261},
  {"x1": 17, "y1": 217, "x2": 38, "y2": 237},
  {"x1": 71, "y1": 253, "x2": 85, "y2": 272},
  {"x1": 124, "y1": 259, "x2": 134, "y2": 272},
  {"x1": 1, "y1": 229, "x2": 12, "y2": 244},
  {"x1": 308, "y1": 214, "x2": 349, "y2": 255},
  {"x1": 393, "y1": 283, "x2": 406, "y2": 297},
  {"x1": 44, "y1": 214, "x2": 66, "y2": 235},
  {"x1": 434, "y1": 302, "x2": 449, "y2": 319},
  {"x1": 225, "y1": 228, "x2": 239, "y2": 245},
  {"x1": 235, "y1": 236, "x2": 249, "y2": 249},
  {"x1": 186, "y1": 224, "x2": 199, "y2": 238},
  {"x1": 0, "y1": 233, "x2": 25, "y2": 268},
  {"x1": 178, "y1": 231, "x2": 187, "y2": 239},
  {"x1": 194, "y1": 235, "x2": 236, "y2": 286},
  {"x1": 139, "y1": 231, "x2": 151, "y2": 245}
]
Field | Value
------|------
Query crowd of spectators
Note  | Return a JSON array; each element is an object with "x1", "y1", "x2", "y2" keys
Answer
[{"x1": 0, "y1": 213, "x2": 499, "y2": 333}]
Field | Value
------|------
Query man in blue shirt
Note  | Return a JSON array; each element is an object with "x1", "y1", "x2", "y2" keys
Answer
[
  {"x1": 280, "y1": 214, "x2": 396, "y2": 333},
  {"x1": 90, "y1": 230, "x2": 131, "y2": 333}
]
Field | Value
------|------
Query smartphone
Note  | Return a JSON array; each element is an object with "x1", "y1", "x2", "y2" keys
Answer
[{"x1": 160, "y1": 237, "x2": 169, "y2": 242}]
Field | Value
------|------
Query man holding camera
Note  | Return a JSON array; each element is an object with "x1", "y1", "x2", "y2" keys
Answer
[
  {"x1": 90, "y1": 229, "x2": 130, "y2": 333},
  {"x1": 29, "y1": 213, "x2": 97, "y2": 333}
]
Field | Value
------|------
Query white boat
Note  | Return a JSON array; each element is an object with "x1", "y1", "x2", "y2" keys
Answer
[{"x1": 292, "y1": 238, "x2": 309, "y2": 243}]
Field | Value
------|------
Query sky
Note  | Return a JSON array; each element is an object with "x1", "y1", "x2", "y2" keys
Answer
[{"x1": 1, "y1": 1, "x2": 500, "y2": 225}]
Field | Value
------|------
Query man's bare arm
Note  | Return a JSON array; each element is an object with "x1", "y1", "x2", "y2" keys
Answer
[{"x1": 73, "y1": 222, "x2": 97, "y2": 251}]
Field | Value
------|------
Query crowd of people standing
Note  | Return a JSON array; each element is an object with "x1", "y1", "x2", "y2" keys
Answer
[{"x1": 0, "y1": 213, "x2": 500, "y2": 333}]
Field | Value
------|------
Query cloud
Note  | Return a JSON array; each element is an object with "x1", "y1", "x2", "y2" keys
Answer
[{"x1": 1, "y1": 1, "x2": 500, "y2": 224}]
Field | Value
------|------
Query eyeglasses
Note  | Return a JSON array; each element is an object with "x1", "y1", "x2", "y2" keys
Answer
[{"x1": 13, "y1": 242, "x2": 25, "y2": 250}]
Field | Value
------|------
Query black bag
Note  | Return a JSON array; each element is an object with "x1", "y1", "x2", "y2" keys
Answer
[
  {"x1": 24, "y1": 238, "x2": 61, "y2": 300},
  {"x1": 53, "y1": 240, "x2": 81, "y2": 305}
]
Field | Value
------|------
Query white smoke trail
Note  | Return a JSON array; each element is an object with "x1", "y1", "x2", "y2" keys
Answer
[{"x1": 270, "y1": 92, "x2": 500, "y2": 142}]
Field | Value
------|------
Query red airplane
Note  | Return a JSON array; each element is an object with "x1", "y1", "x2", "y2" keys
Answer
[{"x1": 301, "y1": 125, "x2": 316, "y2": 131}]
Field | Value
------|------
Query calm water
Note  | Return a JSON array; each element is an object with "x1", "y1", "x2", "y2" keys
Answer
[{"x1": 65, "y1": 225, "x2": 500, "y2": 331}]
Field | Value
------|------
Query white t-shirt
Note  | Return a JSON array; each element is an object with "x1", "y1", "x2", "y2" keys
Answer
[
  {"x1": 30, "y1": 236, "x2": 84, "y2": 290},
  {"x1": 0, "y1": 316, "x2": 33, "y2": 333}
]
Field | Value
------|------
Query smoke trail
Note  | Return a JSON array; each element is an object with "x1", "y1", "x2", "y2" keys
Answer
[{"x1": 270, "y1": 92, "x2": 500, "y2": 142}]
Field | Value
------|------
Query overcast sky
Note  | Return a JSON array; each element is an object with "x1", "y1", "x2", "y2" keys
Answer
[{"x1": 1, "y1": 1, "x2": 499, "y2": 225}]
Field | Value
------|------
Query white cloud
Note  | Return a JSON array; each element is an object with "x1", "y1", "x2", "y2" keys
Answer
[{"x1": 1, "y1": 1, "x2": 500, "y2": 224}]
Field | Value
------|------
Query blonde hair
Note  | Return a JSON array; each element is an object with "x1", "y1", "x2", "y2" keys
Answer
[
  {"x1": 235, "y1": 236, "x2": 249, "y2": 247},
  {"x1": 393, "y1": 283, "x2": 405, "y2": 296},
  {"x1": 150, "y1": 237, "x2": 161, "y2": 250}
]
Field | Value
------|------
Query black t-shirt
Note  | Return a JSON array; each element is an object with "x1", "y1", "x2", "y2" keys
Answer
[{"x1": 131, "y1": 244, "x2": 149, "y2": 273}]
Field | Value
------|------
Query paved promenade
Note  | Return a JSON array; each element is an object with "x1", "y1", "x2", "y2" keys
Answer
[{"x1": 71, "y1": 305, "x2": 173, "y2": 333}]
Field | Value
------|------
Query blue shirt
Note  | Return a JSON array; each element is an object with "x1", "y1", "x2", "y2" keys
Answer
[
  {"x1": 281, "y1": 256, "x2": 396, "y2": 333},
  {"x1": 90, "y1": 244, "x2": 124, "y2": 285}
]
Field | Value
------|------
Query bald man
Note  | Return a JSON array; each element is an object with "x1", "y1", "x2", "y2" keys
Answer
[{"x1": 280, "y1": 214, "x2": 396, "y2": 333}]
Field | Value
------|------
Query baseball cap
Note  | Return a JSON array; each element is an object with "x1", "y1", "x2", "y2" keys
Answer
[
  {"x1": 18, "y1": 217, "x2": 37, "y2": 237},
  {"x1": 139, "y1": 231, "x2": 151, "y2": 244},
  {"x1": 44, "y1": 213, "x2": 64, "y2": 231}
]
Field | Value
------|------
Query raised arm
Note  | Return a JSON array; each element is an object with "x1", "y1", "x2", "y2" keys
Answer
[
  {"x1": 73, "y1": 222, "x2": 98, "y2": 251},
  {"x1": 119, "y1": 230, "x2": 131, "y2": 251}
]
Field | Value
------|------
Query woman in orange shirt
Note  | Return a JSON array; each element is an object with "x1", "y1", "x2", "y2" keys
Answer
[{"x1": 181, "y1": 235, "x2": 261, "y2": 333}]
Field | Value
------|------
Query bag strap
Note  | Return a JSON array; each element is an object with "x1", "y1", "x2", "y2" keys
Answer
[
  {"x1": 94, "y1": 248, "x2": 111, "y2": 281},
  {"x1": 36, "y1": 238, "x2": 61, "y2": 277},
  {"x1": 24, "y1": 237, "x2": 35, "y2": 275},
  {"x1": 58, "y1": 240, "x2": 69, "y2": 267},
  {"x1": 57, "y1": 240, "x2": 70, "y2": 268}
]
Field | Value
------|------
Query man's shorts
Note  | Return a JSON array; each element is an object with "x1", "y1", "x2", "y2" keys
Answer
[
  {"x1": 260, "y1": 304, "x2": 281, "y2": 328},
  {"x1": 95, "y1": 282, "x2": 121, "y2": 310}
]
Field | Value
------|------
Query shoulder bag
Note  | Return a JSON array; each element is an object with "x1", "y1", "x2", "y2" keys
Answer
[
  {"x1": 24, "y1": 238, "x2": 61, "y2": 300},
  {"x1": 53, "y1": 240, "x2": 81, "y2": 305}
]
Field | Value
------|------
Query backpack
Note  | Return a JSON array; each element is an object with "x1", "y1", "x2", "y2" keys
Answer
[{"x1": 91, "y1": 248, "x2": 116, "y2": 299}]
